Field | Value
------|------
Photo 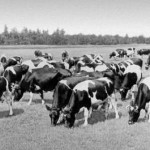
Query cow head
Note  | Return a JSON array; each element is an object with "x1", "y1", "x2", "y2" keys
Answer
[
  {"x1": 126, "y1": 101, "x2": 140, "y2": 125},
  {"x1": 45, "y1": 105, "x2": 61, "y2": 126},
  {"x1": 63, "y1": 107, "x2": 76, "y2": 128},
  {"x1": 109, "y1": 52, "x2": 115, "y2": 59},
  {"x1": 120, "y1": 73, "x2": 137, "y2": 100}
]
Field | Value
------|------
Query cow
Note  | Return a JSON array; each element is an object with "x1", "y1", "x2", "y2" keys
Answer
[
  {"x1": 109, "y1": 49, "x2": 127, "y2": 59},
  {"x1": 120, "y1": 64, "x2": 142, "y2": 100},
  {"x1": 3, "y1": 56, "x2": 23, "y2": 70},
  {"x1": 3, "y1": 64, "x2": 29, "y2": 92},
  {"x1": 0, "y1": 56, "x2": 23, "y2": 75},
  {"x1": 45, "y1": 76, "x2": 96, "y2": 126},
  {"x1": 137, "y1": 49, "x2": 150, "y2": 56},
  {"x1": 75, "y1": 62, "x2": 108, "y2": 73},
  {"x1": 0, "y1": 76, "x2": 14, "y2": 116},
  {"x1": 13, "y1": 66, "x2": 72, "y2": 105},
  {"x1": 127, "y1": 76, "x2": 150, "y2": 124},
  {"x1": 62, "y1": 71, "x2": 119, "y2": 128},
  {"x1": 126, "y1": 48, "x2": 135, "y2": 57},
  {"x1": 22, "y1": 59, "x2": 54, "y2": 72}
]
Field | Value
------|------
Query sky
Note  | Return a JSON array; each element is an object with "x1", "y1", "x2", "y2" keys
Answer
[{"x1": 0, "y1": 0, "x2": 150, "y2": 37}]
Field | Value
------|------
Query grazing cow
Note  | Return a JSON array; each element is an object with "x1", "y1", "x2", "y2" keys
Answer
[
  {"x1": 109, "y1": 49, "x2": 127, "y2": 59},
  {"x1": 45, "y1": 76, "x2": 95, "y2": 126},
  {"x1": 120, "y1": 64, "x2": 142, "y2": 100},
  {"x1": 0, "y1": 76, "x2": 13, "y2": 115},
  {"x1": 137, "y1": 49, "x2": 150, "y2": 56},
  {"x1": 127, "y1": 76, "x2": 150, "y2": 124},
  {"x1": 13, "y1": 66, "x2": 72, "y2": 105},
  {"x1": 63, "y1": 71, "x2": 119, "y2": 128}
]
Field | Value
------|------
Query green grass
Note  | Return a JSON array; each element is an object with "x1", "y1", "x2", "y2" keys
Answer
[{"x1": 0, "y1": 44, "x2": 150, "y2": 150}]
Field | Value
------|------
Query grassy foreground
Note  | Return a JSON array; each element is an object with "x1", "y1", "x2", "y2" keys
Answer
[{"x1": 0, "y1": 44, "x2": 150, "y2": 150}]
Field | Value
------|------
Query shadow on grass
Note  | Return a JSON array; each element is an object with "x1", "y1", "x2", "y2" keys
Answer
[
  {"x1": 75, "y1": 110, "x2": 122, "y2": 127},
  {"x1": 22, "y1": 98, "x2": 53, "y2": 105},
  {"x1": 0, "y1": 108, "x2": 24, "y2": 119}
]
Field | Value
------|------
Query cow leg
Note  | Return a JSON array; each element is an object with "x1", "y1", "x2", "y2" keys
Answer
[
  {"x1": 40, "y1": 91, "x2": 45, "y2": 105},
  {"x1": 88, "y1": 107, "x2": 92, "y2": 118},
  {"x1": 82, "y1": 107, "x2": 89, "y2": 126},
  {"x1": 110, "y1": 93, "x2": 119, "y2": 119},
  {"x1": 8, "y1": 100, "x2": 13, "y2": 116},
  {"x1": 28, "y1": 92, "x2": 34, "y2": 105}
]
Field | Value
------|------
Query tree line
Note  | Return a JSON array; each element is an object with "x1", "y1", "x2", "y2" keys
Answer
[{"x1": 0, "y1": 25, "x2": 150, "y2": 45}]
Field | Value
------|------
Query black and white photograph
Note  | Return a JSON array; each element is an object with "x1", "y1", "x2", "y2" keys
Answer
[{"x1": 0, "y1": 0, "x2": 150, "y2": 149}]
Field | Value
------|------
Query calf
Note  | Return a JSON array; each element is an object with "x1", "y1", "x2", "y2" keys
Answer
[
  {"x1": 63, "y1": 71, "x2": 119, "y2": 128},
  {"x1": 127, "y1": 76, "x2": 150, "y2": 124},
  {"x1": 13, "y1": 66, "x2": 72, "y2": 105}
]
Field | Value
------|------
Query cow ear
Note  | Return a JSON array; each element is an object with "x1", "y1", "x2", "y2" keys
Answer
[{"x1": 45, "y1": 104, "x2": 52, "y2": 111}]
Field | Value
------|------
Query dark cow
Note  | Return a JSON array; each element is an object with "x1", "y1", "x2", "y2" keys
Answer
[
  {"x1": 0, "y1": 76, "x2": 13, "y2": 115},
  {"x1": 13, "y1": 66, "x2": 72, "y2": 105},
  {"x1": 120, "y1": 64, "x2": 142, "y2": 100},
  {"x1": 45, "y1": 76, "x2": 96, "y2": 126},
  {"x1": 127, "y1": 76, "x2": 150, "y2": 124},
  {"x1": 62, "y1": 71, "x2": 119, "y2": 128},
  {"x1": 109, "y1": 49, "x2": 127, "y2": 59},
  {"x1": 137, "y1": 49, "x2": 150, "y2": 55}
]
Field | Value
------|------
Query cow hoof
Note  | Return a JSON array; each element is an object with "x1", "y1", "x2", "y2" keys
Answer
[
  {"x1": 82, "y1": 124, "x2": 88, "y2": 127},
  {"x1": 9, "y1": 112, "x2": 13, "y2": 116}
]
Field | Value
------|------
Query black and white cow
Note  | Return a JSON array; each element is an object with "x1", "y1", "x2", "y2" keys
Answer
[
  {"x1": 3, "y1": 56, "x2": 23, "y2": 70},
  {"x1": 62, "y1": 71, "x2": 119, "y2": 128},
  {"x1": 75, "y1": 62, "x2": 108, "y2": 73},
  {"x1": 0, "y1": 76, "x2": 13, "y2": 115},
  {"x1": 127, "y1": 76, "x2": 150, "y2": 124},
  {"x1": 109, "y1": 49, "x2": 127, "y2": 59},
  {"x1": 120, "y1": 64, "x2": 142, "y2": 100},
  {"x1": 3, "y1": 64, "x2": 29, "y2": 92},
  {"x1": 137, "y1": 49, "x2": 150, "y2": 56},
  {"x1": 45, "y1": 76, "x2": 96, "y2": 126},
  {"x1": 22, "y1": 59, "x2": 54, "y2": 72},
  {"x1": 13, "y1": 66, "x2": 72, "y2": 105}
]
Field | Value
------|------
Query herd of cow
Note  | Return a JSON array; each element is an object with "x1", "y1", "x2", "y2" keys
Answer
[{"x1": 1, "y1": 48, "x2": 150, "y2": 128}]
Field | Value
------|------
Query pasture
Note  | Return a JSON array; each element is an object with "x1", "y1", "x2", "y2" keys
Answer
[{"x1": 1, "y1": 44, "x2": 150, "y2": 150}]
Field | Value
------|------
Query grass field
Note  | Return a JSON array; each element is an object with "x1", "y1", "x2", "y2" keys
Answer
[{"x1": 0, "y1": 44, "x2": 150, "y2": 150}]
